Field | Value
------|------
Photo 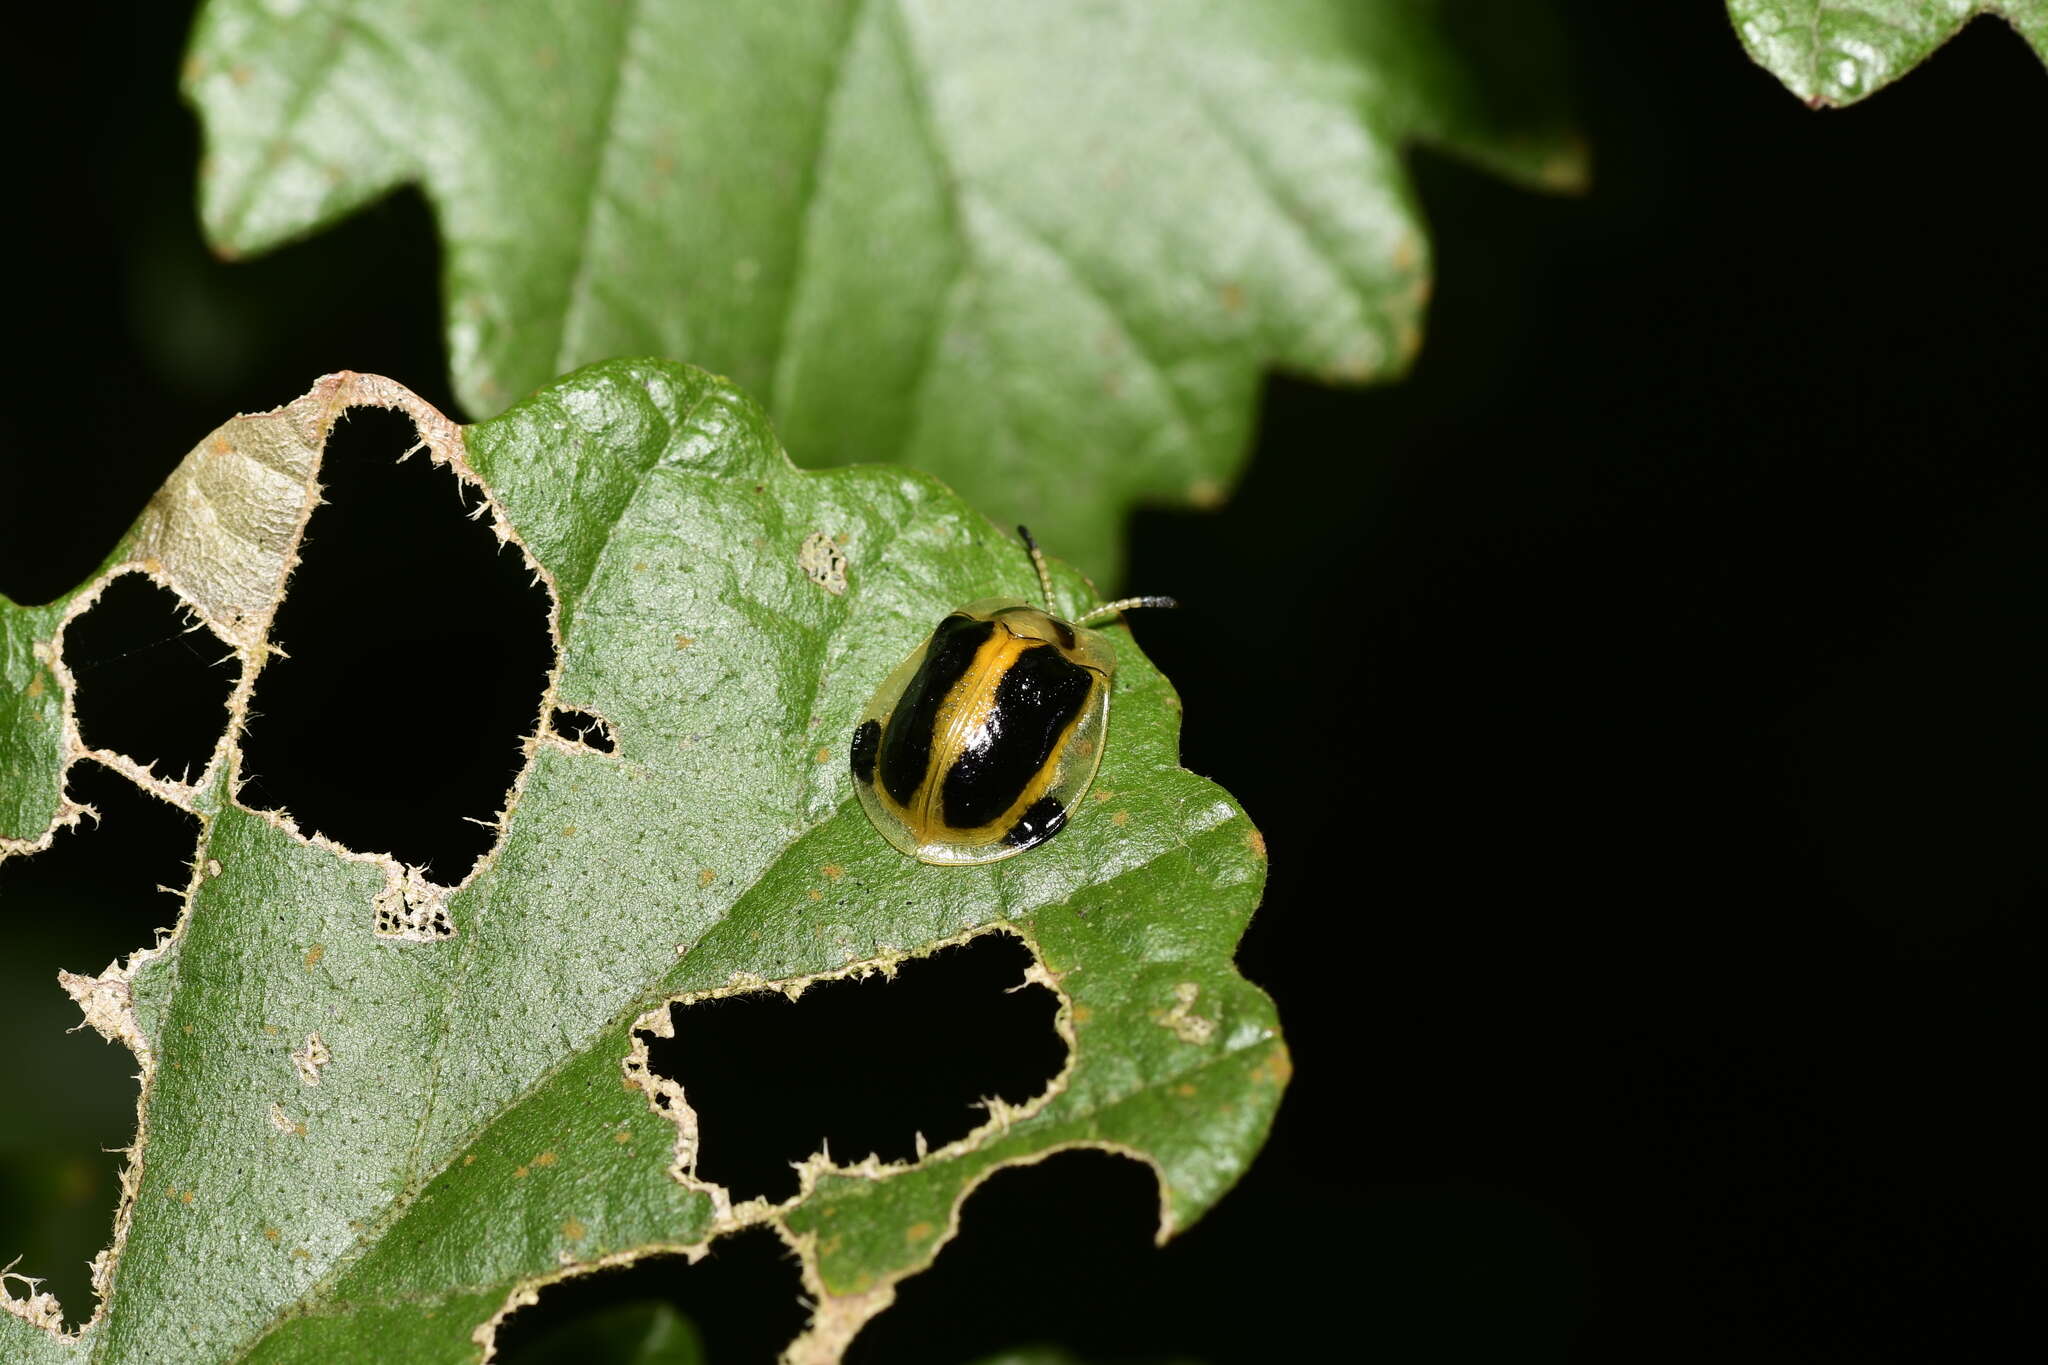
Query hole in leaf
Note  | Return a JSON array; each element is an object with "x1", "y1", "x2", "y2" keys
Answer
[
  {"x1": 549, "y1": 706, "x2": 615, "y2": 754},
  {"x1": 235, "y1": 406, "x2": 553, "y2": 883},
  {"x1": 643, "y1": 933, "x2": 1067, "y2": 1205},
  {"x1": 494, "y1": 1227, "x2": 806, "y2": 1364},
  {"x1": 845, "y1": 1151, "x2": 1168, "y2": 1364},
  {"x1": 0, "y1": 761, "x2": 198, "y2": 1326},
  {"x1": 62, "y1": 573, "x2": 238, "y2": 783}
]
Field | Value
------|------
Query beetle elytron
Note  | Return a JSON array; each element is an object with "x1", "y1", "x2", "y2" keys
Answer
[{"x1": 849, "y1": 527, "x2": 1174, "y2": 865}]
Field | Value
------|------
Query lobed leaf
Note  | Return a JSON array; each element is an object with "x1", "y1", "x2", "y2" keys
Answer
[
  {"x1": 184, "y1": 0, "x2": 1583, "y2": 582},
  {"x1": 0, "y1": 361, "x2": 1280, "y2": 1363}
]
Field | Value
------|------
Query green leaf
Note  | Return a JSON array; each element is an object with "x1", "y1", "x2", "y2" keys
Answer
[
  {"x1": 1727, "y1": 0, "x2": 2048, "y2": 106},
  {"x1": 0, "y1": 362, "x2": 1281, "y2": 1363},
  {"x1": 184, "y1": 0, "x2": 1582, "y2": 583},
  {"x1": 1, "y1": 600, "x2": 65, "y2": 849}
]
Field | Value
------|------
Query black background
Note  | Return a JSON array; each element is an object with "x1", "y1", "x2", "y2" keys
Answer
[{"x1": 3, "y1": 3, "x2": 2043, "y2": 1360}]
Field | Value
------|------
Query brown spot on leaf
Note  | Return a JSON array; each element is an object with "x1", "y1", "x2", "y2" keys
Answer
[
  {"x1": 699, "y1": 868, "x2": 716, "y2": 887},
  {"x1": 1110, "y1": 810, "x2": 1129, "y2": 827},
  {"x1": 906, "y1": 1221, "x2": 935, "y2": 1244},
  {"x1": 513, "y1": 1166, "x2": 528, "y2": 1179},
  {"x1": 675, "y1": 635, "x2": 694, "y2": 650},
  {"x1": 1252, "y1": 1046, "x2": 1294, "y2": 1089},
  {"x1": 815, "y1": 747, "x2": 832, "y2": 763},
  {"x1": 562, "y1": 1217, "x2": 587, "y2": 1243},
  {"x1": 23, "y1": 673, "x2": 43, "y2": 699},
  {"x1": 291, "y1": 1032, "x2": 331, "y2": 1086},
  {"x1": 1245, "y1": 828, "x2": 1267, "y2": 859},
  {"x1": 533, "y1": 1151, "x2": 557, "y2": 1168},
  {"x1": 1218, "y1": 281, "x2": 1245, "y2": 313},
  {"x1": 799, "y1": 531, "x2": 850, "y2": 594},
  {"x1": 303, "y1": 943, "x2": 324, "y2": 970},
  {"x1": 822, "y1": 864, "x2": 843, "y2": 880}
]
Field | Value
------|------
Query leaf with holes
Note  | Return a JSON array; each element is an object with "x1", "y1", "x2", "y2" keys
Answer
[
  {"x1": 0, "y1": 361, "x2": 1280, "y2": 1363},
  {"x1": 1727, "y1": 0, "x2": 2048, "y2": 105},
  {"x1": 184, "y1": 0, "x2": 1583, "y2": 583}
]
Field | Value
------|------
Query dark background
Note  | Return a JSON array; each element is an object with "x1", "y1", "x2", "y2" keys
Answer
[{"x1": 3, "y1": 3, "x2": 2042, "y2": 1360}]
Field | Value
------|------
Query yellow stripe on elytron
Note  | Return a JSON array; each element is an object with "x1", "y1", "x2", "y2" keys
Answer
[
  {"x1": 862, "y1": 629, "x2": 1024, "y2": 842},
  {"x1": 897, "y1": 631, "x2": 1098, "y2": 847}
]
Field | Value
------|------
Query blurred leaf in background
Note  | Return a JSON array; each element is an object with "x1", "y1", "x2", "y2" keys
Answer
[
  {"x1": 504, "y1": 1301, "x2": 705, "y2": 1365},
  {"x1": 185, "y1": 0, "x2": 1584, "y2": 582}
]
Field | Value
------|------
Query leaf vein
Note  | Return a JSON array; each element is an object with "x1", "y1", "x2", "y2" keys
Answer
[
  {"x1": 766, "y1": 0, "x2": 877, "y2": 418},
  {"x1": 550, "y1": 0, "x2": 646, "y2": 379}
]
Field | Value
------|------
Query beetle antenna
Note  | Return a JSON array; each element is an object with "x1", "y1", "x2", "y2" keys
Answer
[
  {"x1": 1017, "y1": 525, "x2": 1057, "y2": 611},
  {"x1": 1076, "y1": 596, "x2": 1178, "y2": 626}
]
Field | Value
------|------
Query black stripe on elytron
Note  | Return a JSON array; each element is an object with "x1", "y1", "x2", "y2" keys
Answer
[
  {"x1": 940, "y1": 643, "x2": 1093, "y2": 830},
  {"x1": 849, "y1": 719, "x2": 880, "y2": 785},
  {"x1": 877, "y1": 615, "x2": 995, "y2": 806},
  {"x1": 1001, "y1": 794, "x2": 1069, "y2": 848}
]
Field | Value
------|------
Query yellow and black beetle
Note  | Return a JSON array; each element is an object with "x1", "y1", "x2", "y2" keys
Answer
[{"x1": 849, "y1": 527, "x2": 1174, "y2": 865}]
